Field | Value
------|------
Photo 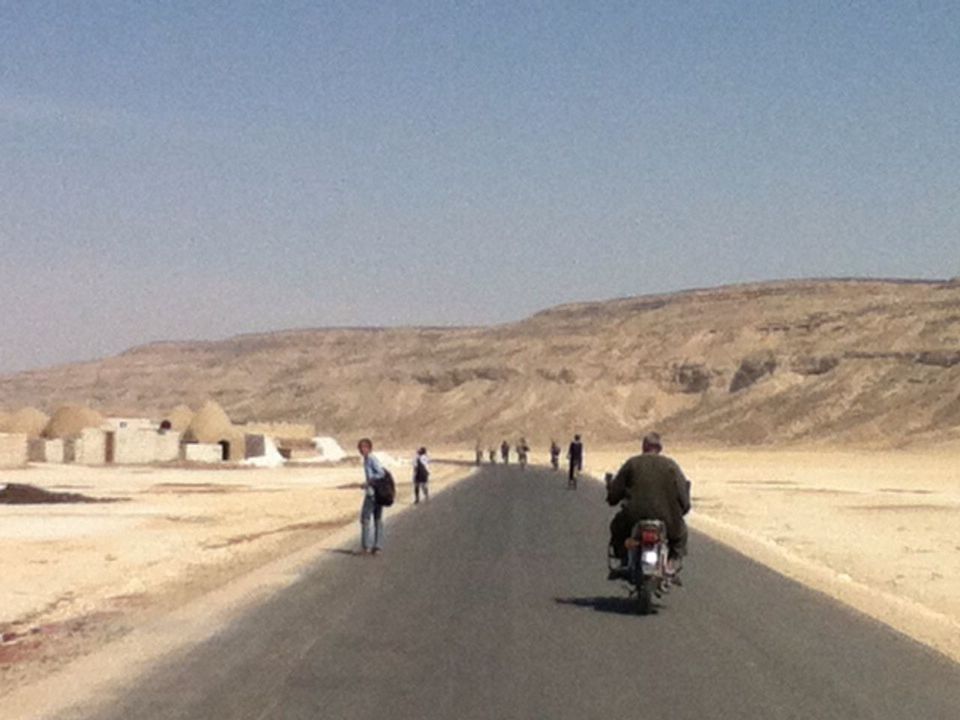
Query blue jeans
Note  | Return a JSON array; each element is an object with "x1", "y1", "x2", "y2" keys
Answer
[{"x1": 360, "y1": 494, "x2": 383, "y2": 551}]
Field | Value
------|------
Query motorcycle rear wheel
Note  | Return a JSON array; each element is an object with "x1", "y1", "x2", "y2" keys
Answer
[{"x1": 637, "y1": 578, "x2": 655, "y2": 615}]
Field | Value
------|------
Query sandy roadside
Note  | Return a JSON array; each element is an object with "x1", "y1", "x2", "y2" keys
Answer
[
  {"x1": 0, "y1": 451, "x2": 476, "y2": 706},
  {"x1": 4, "y1": 444, "x2": 958, "y2": 717},
  {"x1": 584, "y1": 445, "x2": 960, "y2": 663}
]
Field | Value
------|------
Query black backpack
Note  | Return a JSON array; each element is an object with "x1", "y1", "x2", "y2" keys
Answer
[{"x1": 373, "y1": 469, "x2": 396, "y2": 507}]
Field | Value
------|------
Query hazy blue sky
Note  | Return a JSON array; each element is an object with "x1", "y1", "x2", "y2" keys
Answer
[{"x1": 1, "y1": 1, "x2": 958, "y2": 373}]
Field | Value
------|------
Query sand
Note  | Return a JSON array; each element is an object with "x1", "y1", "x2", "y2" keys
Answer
[
  {"x1": 0, "y1": 454, "x2": 473, "y2": 697},
  {"x1": 585, "y1": 446, "x2": 960, "y2": 663}
]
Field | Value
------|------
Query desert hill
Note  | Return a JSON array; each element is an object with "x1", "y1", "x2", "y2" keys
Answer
[{"x1": 2, "y1": 279, "x2": 959, "y2": 447}]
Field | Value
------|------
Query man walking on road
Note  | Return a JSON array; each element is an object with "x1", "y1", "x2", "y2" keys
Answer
[
  {"x1": 500, "y1": 440, "x2": 510, "y2": 465},
  {"x1": 358, "y1": 438, "x2": 386, "y2": 555},
  {"x1": 567, "y1": 434, "x2": 583, "y2": 488},
  {"x1": 413, "y1": 446, "x2": 430, "y2": 503}
]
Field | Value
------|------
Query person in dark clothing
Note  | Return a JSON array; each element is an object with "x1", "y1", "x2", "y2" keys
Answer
[
  {"x1": 549, "y1": 440, "x2": 561, "y2": 470},
  {"x1": 517, "y1": 437, "x2": 529, "y2": 469},
  {"x1": 413, "y1": 447, "x2": 430, "y2": 503},
  {"x1": 500, "y1": 440, "x2": 510, "y2": 465},
  {"x1": 606, "y1": 432, "x2": 691, "y2": 571},
  {"x1": 488, "y1": 447, "x2": 496, "y2": 464},
  {"x1": 567, "y1": 434, "x2": 583, "y2": 487}
]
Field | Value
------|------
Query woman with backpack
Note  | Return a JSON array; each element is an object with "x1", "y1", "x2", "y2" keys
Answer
[{"x1": 413, "y1": 446, "x2": 430, "y2": 503}]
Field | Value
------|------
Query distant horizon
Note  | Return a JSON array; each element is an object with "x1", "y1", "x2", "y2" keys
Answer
[{"x1": 4, "y1": 273, "x2": 954, "y2": 377}]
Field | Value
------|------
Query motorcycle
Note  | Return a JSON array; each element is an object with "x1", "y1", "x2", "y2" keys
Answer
[{"x1": 605, "y1": 474, "x2": 674, "y2": 615}]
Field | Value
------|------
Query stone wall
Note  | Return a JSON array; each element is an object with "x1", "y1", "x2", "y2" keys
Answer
[
  {"x1": 75, "y1": 428, "x2": 107, "y2": 465},
  {"x1": 155, "y1": 432, "x2": 181, "y2": 463},
  {"x1": 0, "y1": 433, "x2": 27, "y2": 468},
  {"x1": 28, "y1": 438, "x2": 64, "y2": 463},
  {"x1": 242, "y1": 422, "x2": 316, "y2": 440},
  {"x1": 184, "y1": 443, "x2": 223, "y2": 463}
]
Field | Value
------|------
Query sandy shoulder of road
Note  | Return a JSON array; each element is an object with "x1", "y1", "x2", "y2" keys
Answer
[
  {"x1": 586, "y1": 446, "x2": 960, "y2": 663},
  {"x1": 0, "y1": 453, "x2": 474, "y2": 701}
]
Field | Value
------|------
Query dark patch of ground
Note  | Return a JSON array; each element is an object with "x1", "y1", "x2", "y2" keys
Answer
[{"x1": 0, "y1": 484, "x2": 122, "y2": 505}]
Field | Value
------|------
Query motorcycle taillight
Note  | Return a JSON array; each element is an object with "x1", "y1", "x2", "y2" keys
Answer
[{"x1": 640, "y1": 529, "x2": 660, "y2": 544}]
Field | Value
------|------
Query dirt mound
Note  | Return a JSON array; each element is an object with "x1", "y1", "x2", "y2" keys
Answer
[
  {"x1": 0, "y1": 484, "x2": 118, "y2": 504},
  {"x1": 42, "y1": 405, "x2": 105, "y2": 439}
]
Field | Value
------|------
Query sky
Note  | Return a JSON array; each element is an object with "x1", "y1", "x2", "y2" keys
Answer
[{"x1": 1, "y1": 1, "x2": 958, "y2": 373}]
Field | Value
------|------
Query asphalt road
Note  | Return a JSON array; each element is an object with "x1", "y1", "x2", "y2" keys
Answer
[{"x1": 63, "y1": 465, "x2": 959, "y2": 720}]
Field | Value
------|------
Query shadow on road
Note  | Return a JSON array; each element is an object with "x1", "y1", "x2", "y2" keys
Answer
[{"x1": 554, "y1": 596, "x2": 656, "y2": 616}]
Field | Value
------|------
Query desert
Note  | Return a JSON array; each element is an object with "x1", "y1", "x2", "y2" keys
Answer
[
  {"x1": 2, "y1": 279, "x2": 960, "y2": 714},
  {"x1": 7, "y1": 4, "x2": 960, "y2": 715}
]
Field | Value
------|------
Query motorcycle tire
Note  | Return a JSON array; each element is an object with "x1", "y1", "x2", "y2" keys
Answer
[{"x1": 637, "y1": 578, "x2": 655, "y2": 615}]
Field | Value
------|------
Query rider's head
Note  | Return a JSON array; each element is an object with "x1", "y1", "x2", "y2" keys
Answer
[
  {"x1": 357, "y1": 438, "x2": 373, "y2": 457},
  {"x1": 642, "y1": 432, "x2": 662, "y2": 454}
]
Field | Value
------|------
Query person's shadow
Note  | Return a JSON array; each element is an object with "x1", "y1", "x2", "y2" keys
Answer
[{"x1": 553, "y1": 596, "x2": 657, "y2": 615}]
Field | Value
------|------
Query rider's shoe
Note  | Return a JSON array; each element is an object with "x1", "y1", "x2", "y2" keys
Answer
[
  {"x1": 607, "y1": 567, "x2": 630, "y2": 581},
  {"x1": 665, "y1": 558, "x2": 683, "y2": 585}
]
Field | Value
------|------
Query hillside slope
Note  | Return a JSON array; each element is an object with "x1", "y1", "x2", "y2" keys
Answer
[{"x1": 3, "y1": 279, "x2": 960, "y2": 447}]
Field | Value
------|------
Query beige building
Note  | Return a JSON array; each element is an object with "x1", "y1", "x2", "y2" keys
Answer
[
  {"x1": 0, "y1": 433, "x2": 28, "y2": 468},
  {"x1": 67, "y1": 427, "x2": 108, "y2": 465},
  {"x1": 113, "y1": 426, "x2": 181, "y2": 464},
  {"x1": 28, "y1": 438, "x2": 65, "y2": 463},
  {"x1": 182, "y1": 400, "x2": 246, "y2": 461}
]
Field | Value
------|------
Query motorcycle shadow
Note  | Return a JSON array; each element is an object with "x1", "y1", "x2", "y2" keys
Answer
[{"x1": 553, "y1": 595, "x2": 659, "y2": 616}]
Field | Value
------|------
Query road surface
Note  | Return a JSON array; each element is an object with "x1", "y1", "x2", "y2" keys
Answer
[{"x1": 61, "y1": 465, "x2": 959, "y2": 719}]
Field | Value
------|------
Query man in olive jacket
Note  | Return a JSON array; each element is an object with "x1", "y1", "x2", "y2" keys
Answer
[{"x1": 606, "y1": 432, "x2": 691, "y2": 567}]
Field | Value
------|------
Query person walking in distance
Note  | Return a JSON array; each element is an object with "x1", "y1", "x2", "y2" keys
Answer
[
  {"x1": 500, "y1": 440, "x2": 510, "y2": 465},
  {"x1": 475, "y1": 441, "x2": 483, "y2": 466},
  {"x1": 517, "y1": 437, "x2": 529, "y2": 469},
  {"x1": 413, "y1": 446, "x2": 430, "y2": 503},
  {"x1": 488, "y1": 447, "x2": 497, "y2": 464},
  {"x1": 550, "y1": 440, "x2": 561, "y2": 471},
  {"x1": 567, "y1": 434, "x2": 584, "y2": 488},
  {"x1": 357, "y1": 438, "x2": 386, "y2": 555}
]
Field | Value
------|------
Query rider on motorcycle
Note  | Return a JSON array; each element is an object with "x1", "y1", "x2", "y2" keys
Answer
[{"x1": 606, "y1": 432, "x2": 691, "y2": 576}]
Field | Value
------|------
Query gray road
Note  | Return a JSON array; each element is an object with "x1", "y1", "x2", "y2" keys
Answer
[{"x1": 65, "y1": 466, "x2": 959, "y2": 720}]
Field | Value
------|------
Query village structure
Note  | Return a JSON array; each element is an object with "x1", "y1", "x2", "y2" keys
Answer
[{"x1": 0, "y1": 400, "x2": 347, "y2": 469}]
